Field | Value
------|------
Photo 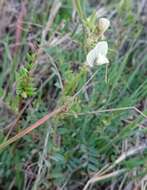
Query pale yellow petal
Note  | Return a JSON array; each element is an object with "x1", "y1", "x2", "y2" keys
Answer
[
  {"x1": 86, "y1": 41, "x2": 109, "y2": 67},
  {"x1": 94, "y1": 41, "x2": 108, "y2": 56},
  {"x1": 96, "y1": 53, "x2": 109, "y2": 65},
  {"x1": 86, "y1": 49, "x2": 96, "y2": 67}
]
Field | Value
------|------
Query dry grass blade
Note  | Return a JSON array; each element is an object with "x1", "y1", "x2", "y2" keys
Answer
[
  {"x1": 13, "y1": 1, "x2": 27, "y2": 54},
  {"x1": 83, "y1": 169, "x2": 125, "y2": 190},
  {"x1": 41, "y1": 0, "x2": 62, "y2": 43},
  {"x1": 114, "y1": 144, "x2": 147, "y2": 165},
  {"x1": 33, "y1": 124, "x2": 51, "y2": 190},
  {"x1": 83, "y1": 144, "x2": 147, "y2": 190}
]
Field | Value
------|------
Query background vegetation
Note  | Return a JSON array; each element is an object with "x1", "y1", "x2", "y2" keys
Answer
[{"x1": 0, "y1": 0, "x2": 147, "y2": 189}]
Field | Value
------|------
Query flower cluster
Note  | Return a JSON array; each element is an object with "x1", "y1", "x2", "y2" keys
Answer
[{"x1": 86, "y1": 18, "x2": 110, "y2": 67}]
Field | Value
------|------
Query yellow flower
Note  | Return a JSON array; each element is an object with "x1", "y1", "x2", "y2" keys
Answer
[{"x1": 86, "y1": 41, "x2": 109, "y2": 67}]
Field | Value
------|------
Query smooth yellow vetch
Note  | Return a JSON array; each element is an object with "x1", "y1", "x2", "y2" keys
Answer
[{"x1": 86, "y1": 41, "x2": 109, "y2": 67}]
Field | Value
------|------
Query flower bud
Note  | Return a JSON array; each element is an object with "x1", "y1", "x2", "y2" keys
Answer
[{"x1": 98, "y1": 18, "x2": 110, "y2": 34}]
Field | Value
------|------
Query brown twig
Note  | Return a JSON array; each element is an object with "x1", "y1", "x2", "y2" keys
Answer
[
  {"x1": 0, "y1": 104, "x2": 67, "y2": 150},
  {"x1": 5, "y1": 98, "x2": 33, "y2": 138},
  {"x1": 13, "y1": 1, "x2": 27, "y2": 54}
]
